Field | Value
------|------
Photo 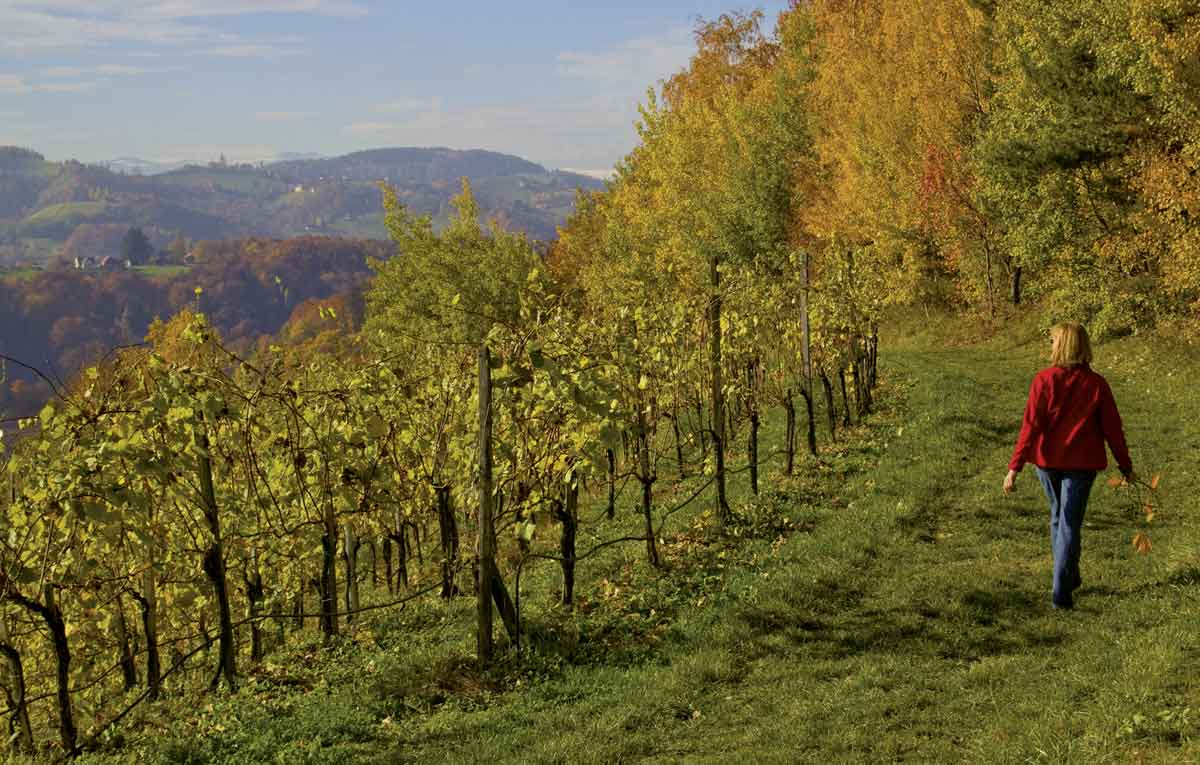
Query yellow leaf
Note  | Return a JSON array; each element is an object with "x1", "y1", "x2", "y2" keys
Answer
[
  {"x1": 1150, "y1": 473, "x2": 1161, "y2": 490},
  {"x1": 1132, "y1": 532, "x2": 1152, "y2": 555}
]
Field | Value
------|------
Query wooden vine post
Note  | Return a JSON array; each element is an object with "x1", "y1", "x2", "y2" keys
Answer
[{"x1": 477, "y1": 344, "x2": 495, "y2": 664}]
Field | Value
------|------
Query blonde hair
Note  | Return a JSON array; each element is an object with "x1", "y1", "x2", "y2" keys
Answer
[{"x1": 1050, "y1": 322, "x2": 1093, "y2": 368}]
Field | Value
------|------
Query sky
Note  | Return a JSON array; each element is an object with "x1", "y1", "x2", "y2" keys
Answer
[{"x1": 0, "y1": 1, "x2": 792, "y2": 175}]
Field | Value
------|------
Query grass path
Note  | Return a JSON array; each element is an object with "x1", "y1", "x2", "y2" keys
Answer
[{"x1": 380, "y1": 339, "x2": 1200, "y2": 764}]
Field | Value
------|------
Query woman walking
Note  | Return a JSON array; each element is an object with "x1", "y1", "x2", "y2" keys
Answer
[{"x1": 1003, "y1": 322, "x2": 1133, "y2": 610}]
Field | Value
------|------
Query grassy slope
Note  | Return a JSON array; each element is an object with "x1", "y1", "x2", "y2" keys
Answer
[
  {"x1": 78, "y1": 322, "x2": 1200, "y2": 764},
  {"x1": 20, "y1": 201, "x2": 110, "y2": 229}
]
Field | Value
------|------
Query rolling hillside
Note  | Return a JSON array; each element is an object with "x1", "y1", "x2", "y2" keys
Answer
[{"x1": 0, "y1": 146, "x2": 605, "y2": 266}]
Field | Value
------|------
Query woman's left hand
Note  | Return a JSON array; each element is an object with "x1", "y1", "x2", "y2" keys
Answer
[{"x1": 1003, "y1": 469, "x2": 1018, "y2": 494}]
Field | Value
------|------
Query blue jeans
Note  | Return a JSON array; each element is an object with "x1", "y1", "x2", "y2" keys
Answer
[{"x1": 1035, "y1": 468, "x2": 1097, "y2": 608}]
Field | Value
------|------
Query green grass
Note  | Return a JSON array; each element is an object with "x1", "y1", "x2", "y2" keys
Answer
[
  {"x1": 326, "y1": 213, "x2": 388, "y2": 239},
  {"x1": 21, "y1": 201, "x2": 110, "y2": 226},
  {"x1": 74, "y1": 323, "x2": 1200, "y2": 764},
  {"x1": 18, "y1": 202, "x2": 114, "y2": 237},
  {"x1": 158, "y1": 170, "x2": 290, "y2": 197},
  {"x1": 133, "y1": 264, "x2": 192, "y2": 278}
]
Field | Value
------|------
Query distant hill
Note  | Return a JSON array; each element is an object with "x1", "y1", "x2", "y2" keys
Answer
[{"x1": 0, "y1": 146, "x2": 605, "y2": 265}]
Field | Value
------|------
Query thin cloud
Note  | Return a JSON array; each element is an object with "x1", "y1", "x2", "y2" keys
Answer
[
  {"x1": 35, "y1": 80, "x2": 96, "y2": 92},
  {"x1": 0, "y1": 74, "x2": 29, "y2": 94},
  {"x1": 0, "y1": 73, "x2": 97, "y2": 93},
  {"x1": 41, "y1": 66, "x2": 85, "y2": 78},
  {"x1": 556, "y1": 26, "x2": 693, "y2": 92},
  {"x1": 375, "y1": 97, "x2": 443, "y2": 114},
  {"x1": 343, "y1": 121, "x2": 393, "y2": 135},
  {"x1": 204, "y1": 43, "x2": 300, "y2": 57},
  {"x1": 42, "y1": 64, "x2": 148, "y2": 77},
  {"x1": 96, "y1": 64, "x2": 148, "y2": 75},
  {"x1": 0, "y1": 8, "x2": 202, "y2": 52},
  {"x1": 254, "y1": 111, "x2": 315, "y2": 121},
  {"x1": 0, "y1": 2, "x2": 366, "y2": 53},
  {"x1": 140, "y1": 1, "x2": 368, "y2": 18}
]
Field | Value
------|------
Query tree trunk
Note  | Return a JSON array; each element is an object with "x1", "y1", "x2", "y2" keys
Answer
[
  {"x1": 748, "y1": 408, "x2": 760, "y2": 496},
  {"x1": 838, "y1": 368, "x2": 852, "y2": 428},
  {"x1": 858, "y1": 355, "x2": 873, "y2": 414},
  {"x1": 708, "y1": 255, "x2": 730, "y2": 524},
  {"x1": 396, "y1": 525, "x2": 409, "y2": 591},
  {"x1": 319, "y1": 524, "x2": 338, "y2": 640},
  {"x1": 672, "y1": 407, "x2": 686, "y2": 479},
  {"x1": 368, "y1": 540, "x2": 377, "y2": 590},
  {"x1": 784, "y1": 390, "x2": 796, "y2": 476},
  {"x1": 851, "y1": 355, "x2": 869, "y2": 417},
  {"x1": 477, "y1": 345, "x2": 496, "y2": 664},
  {"x1": 984, "y1": 240, "x2": 996, "y2": 317},
  {"x1": 113, "y1": 594, "x2": 138, "y2": 691},
  {"x1": 800, "y1": 248, "x2": 814, "y2": 401},
  {"x1": 292, "y1": 583, "x2": 304, "y2": 633},
  {"x1": 0, "y1": 639, "x2": 33, "y2": 755},
  {"x1": 382, "y1": 536, "x2": 393, "y2": 595},
  {"x1": 41, "y1": 587, "x2": 76, "y2": 755},
  {"x1": 132, "y1": 569, "x2": 161, "y2": 699},
  {"x1": 868, "y1": 328, "x2": 878, "y2": 390},
  {"x1": 820, "y1": 369, "x2": 837, "y2": 439},
  {"x1": 436, "y1": 486, "x2": 459, "y2": 599},
  {"x1": 196, "y1": 429, "x2": 237, "y2": 690},
  {"x1": 489, "y1": 573, "x2": 519, "y2": 642},
  {"x1": 605, "y1": 448, "x2": 616, "y2": 520},
  {"x1": 555, "y1": 473, "x2": 579, "y2": 607},
  {"x1": 246, "y1": 566, "x2": 264, "y2": 663},
  {"x1": 1011, "y1": 265, "x2": 1022, "y2": 305},
  {"x1": 3, "y1": 586, "x2": 76, "y2": 754},
  {"x1": 636, "y1": 394, "x2": 659, "y2": 568},
  {"x1": 801, "y1": 386, "x2": 818, "y2": 457},
  {"x1": 342, "y1": 522, "x2": 361, "y2": 625}
]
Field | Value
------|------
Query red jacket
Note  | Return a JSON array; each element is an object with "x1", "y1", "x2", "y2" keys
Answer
[{"x1": 1009, "y1": 364, "x2": 1132, "y2": 473}]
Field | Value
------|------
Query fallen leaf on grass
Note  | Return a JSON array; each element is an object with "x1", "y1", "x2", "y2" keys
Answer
[{"x1": 1132, "y1": 532, "x2": 1153, "y2": 555}]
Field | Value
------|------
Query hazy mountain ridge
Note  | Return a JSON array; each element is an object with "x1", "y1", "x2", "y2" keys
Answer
[{"x1": 0, "y1": 146, "x2": 605, "y2": 262}]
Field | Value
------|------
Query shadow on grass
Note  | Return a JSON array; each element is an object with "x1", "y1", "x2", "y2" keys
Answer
[{"x1": 735, "y1": 583, "x2": 1062, "y2": 665}]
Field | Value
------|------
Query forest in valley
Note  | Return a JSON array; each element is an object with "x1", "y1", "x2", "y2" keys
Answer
[{"x1": 1, "y1": 0, "x2": 1199, "y2": 761}]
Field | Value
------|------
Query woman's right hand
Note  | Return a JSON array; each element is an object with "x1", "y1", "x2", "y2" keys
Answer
[{"x1": 1003, "y1": 469, "x2": 1018, "y2": 494}]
